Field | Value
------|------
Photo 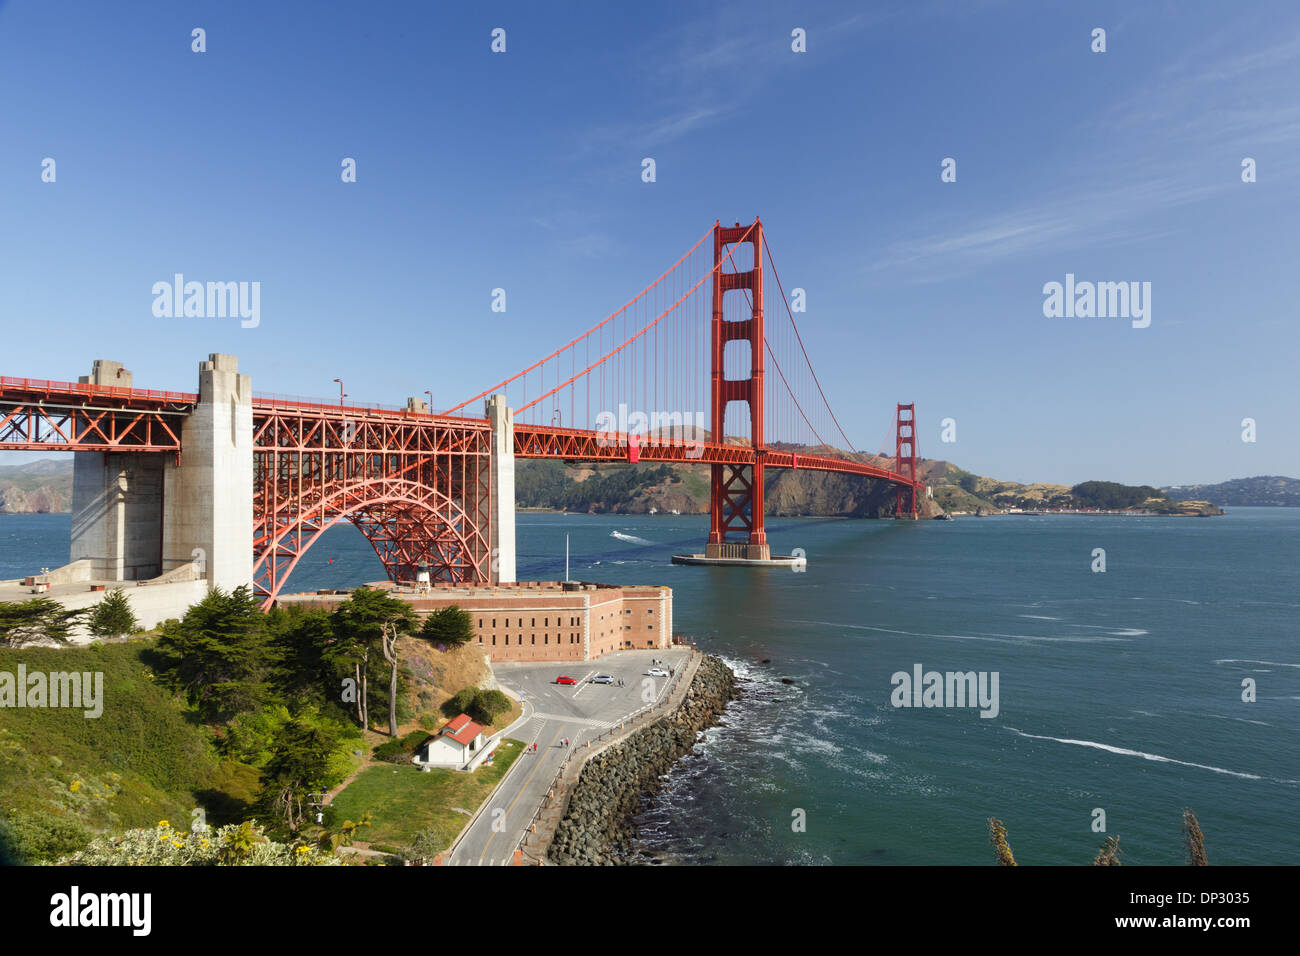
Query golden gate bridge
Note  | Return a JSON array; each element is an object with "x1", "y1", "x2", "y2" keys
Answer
[{"x1": 0, "y1": 218, "x2": 924, "y2": 604}]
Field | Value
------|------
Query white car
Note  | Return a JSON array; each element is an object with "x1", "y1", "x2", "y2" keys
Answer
[
  {"x1": 590, "y1": 674, "x2": 615, "y2": 684},
  {"x1": 646, "y1": 667, "x2": 669, "y2": 678}
]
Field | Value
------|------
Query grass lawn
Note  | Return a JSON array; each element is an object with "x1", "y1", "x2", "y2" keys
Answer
[{"x1": 328, "y1": 738, "x2": 523, "y2": 853}]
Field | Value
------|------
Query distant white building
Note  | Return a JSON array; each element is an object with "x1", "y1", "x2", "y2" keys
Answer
[{"x1": 413, "y1": 714, "x2": 489, "y2": 771}]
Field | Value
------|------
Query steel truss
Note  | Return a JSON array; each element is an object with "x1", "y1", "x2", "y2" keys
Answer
[{"x1": 251, "y1": 402, "x2": 492, "y2": 606}]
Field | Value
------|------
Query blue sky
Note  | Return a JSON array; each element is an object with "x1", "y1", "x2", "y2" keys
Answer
[{"x1": 1, "y1": 0, "x2": 1296, "y2": 485}]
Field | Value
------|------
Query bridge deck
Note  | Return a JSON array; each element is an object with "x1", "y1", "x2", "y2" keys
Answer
[
  {"x1": 512, "y1": 423, "x2": 919, "y2": 486},
  {"x1": 1, "y1": 377, "x2": 919, "y2": 489}
]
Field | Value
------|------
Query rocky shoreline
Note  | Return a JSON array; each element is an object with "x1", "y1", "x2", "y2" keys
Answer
[{"x1": 547, "y1": 654, "x2": 737, "y2": 866}]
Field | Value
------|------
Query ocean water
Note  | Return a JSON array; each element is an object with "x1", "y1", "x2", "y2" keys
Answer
[{"x1": 3, "y1": 508, "x2": 1297, "y2": 865}]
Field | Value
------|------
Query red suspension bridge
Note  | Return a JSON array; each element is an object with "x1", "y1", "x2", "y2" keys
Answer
[
  {"x1": 446, "y1": 217, "x2": 924, "y2": 559},
  {"x1": 0, "y1": 217, "x2": 923, "y2": 602}
]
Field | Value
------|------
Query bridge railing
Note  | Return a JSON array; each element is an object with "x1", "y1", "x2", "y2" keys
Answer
[
  {"x1": 252, "y1": 392, "x2": 490, "y2": 425},
  {"x1": 0, "y1": 376, "x2": 197, "y2": 405},
  {"x1": 253, "y1": 392, "x2": 408, "y2": 413}
]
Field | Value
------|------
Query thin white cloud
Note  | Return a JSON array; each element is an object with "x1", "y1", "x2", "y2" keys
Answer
[
  {"x1": 868, "y1": 175, "x2": 1226, "y2": 278},
  {"x1": 871, "y1": 20, "x2": 1300, "y2": 280}
]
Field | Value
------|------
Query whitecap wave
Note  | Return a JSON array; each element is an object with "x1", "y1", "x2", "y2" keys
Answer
[{"x1": 1207, "y1": 714, "x2": 1272, "y2": 727}]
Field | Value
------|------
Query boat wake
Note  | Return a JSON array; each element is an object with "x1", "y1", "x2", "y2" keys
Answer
[
  {"x1": 610, "y1": 530, "x2": 653, "y2": 546},
  {"x1": 1004, "y1": 728, "x2": 1288, "y2": 782},
  {"x1": 1214, "y1": 658, "x2": 1300, "y2": 669}
]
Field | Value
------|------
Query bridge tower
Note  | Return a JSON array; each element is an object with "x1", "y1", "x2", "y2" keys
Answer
[
  {"x1": 161, "y1": 354, "x2": 254, "y2": 590},
  {"x1": 706, "y1": 218, "x2": 770, "y2": 560},
  {"x1": 895, "y1": 402, "x2": 918, "y2": 519}
]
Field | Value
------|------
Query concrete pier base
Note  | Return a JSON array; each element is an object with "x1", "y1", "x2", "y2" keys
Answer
[
  {"x1": 705, "y1": 541, "x2": 771, "y2": 561},
  {"x1": 671, "y1": 552, "x2": 807, "y2": 569}
]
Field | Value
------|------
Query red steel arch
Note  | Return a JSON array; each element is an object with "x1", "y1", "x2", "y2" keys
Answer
[{"x1": 252, "y1": 400, "x2": 492, "y2": 606}]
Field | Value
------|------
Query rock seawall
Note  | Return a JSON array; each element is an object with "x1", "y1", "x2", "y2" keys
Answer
[{"x1": 548, "y1": 654, "x2": 736, "y2": 866}]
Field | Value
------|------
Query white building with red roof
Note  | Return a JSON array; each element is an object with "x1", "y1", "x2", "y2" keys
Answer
[{"x1": 414, "y1": 713, "x2": 490, "y2": 771}]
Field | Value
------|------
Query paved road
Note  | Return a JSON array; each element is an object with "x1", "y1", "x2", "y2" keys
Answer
[{"x1": 446, "y1": 648, "x2": 692, "y2": 865}]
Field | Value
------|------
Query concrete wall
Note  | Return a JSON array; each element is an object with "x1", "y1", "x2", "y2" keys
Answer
[
  {"x1": 417, "y1": 737, "x2": 470, "y2": 768},
  {"x1": 485, "y1": 395, "x2": 516, "y2": 584},
  {"x1": 277, "y1": 582, "x2": 672, "y2": 663},
  {"x1": 70, "y1": 453, "x2": 166, "y2": 580},
  {"x1": 68, "y1": 362, "x2": 167, "y2": 580},
  {"x1": 161, "y1": 354, "x2": 254, "y2": 593},
  {"x1": 60, "y1": 581, "x2": 209, "y2": 644},
  {"x1": 66, "y1": 354, "x2": 253, "y2": 597},
  {"x1": 619, "y1": 589, "x2": 670, "y2": 652}
]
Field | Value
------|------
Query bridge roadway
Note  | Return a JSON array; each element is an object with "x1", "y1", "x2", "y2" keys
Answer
[
  {"x1": 446, "y1": 647, "x2": 693, "y2": 865},
  {"x1": 0, "y1": 375, "x2": 919, "y2": 487}
]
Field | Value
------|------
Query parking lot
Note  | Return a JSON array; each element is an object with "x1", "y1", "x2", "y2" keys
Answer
[
  {"x1": 446, "y1": 647, "x2": 693, "y2": 864},
  {"x1": 497, "y1": 647, "x2": 693, "y2": 729}
]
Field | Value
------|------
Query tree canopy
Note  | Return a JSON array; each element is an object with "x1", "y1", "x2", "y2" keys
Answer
[
  {"x1": 0, "y1": 598, "x2": 87, "y2": 648},
  {"x1": 152, "y1": 586, "x2": 278, "y2": 722},
  {"x1": 418, "y1": 605, "x2": 476, "y2": 648},
  {"x1": 87, "y1": 587, "x2": 140, "y2": 641},
  {"x1": 1069, "y1": 480, "x2": 1165, "y2": 510}
]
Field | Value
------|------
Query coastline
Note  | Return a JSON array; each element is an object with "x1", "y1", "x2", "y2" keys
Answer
[{"x1": 547, "y1": 655, "x2": 737, "y2": 866}]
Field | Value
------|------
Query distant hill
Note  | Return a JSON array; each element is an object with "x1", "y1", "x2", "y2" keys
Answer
[
  {"x1": 517, "y1": 454, "x2": 1224, "y2": 517},
  {"x1": 0, "y1": 459, "x2": 74, "y2": 478},
  {"x1": 0, "y1": 458, "x2": 73, "y2": 513},
  {"x1": 918, "y1": 464, "x2": 1221, "y2": 516},
  {"x1": 0, "y1": 453, "x2": 1250, "y2": 518},
  {"x1": 1164, "y1": 475, "x2": 1300, "y2": 507}
]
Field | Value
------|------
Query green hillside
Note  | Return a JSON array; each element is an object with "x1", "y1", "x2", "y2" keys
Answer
[{"x1": 0, "y1": 640, "x2": 251, "y2": 864}]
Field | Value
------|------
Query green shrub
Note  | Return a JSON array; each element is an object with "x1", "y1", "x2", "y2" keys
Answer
[
  {"x1": 468, "y1": 689, "x2": 511, "y2": 726},
  {"x1": 0, "y1": 810, "x2": 93, "y2": 865},
  {"x1": 56, "y1": 820, "x2": 341, "y2": 866},
  {"x1": 372, "y1": 730, "x2": 429, "y2": 764},
  {"x1": 440, "y1": 687, "x2": 511, "y2": 726},
  {"x1": 441, "y1": 687, "x2": 478, "y2": 719},
  {"x1": 0, "y1": 641, "x2": 217, "y2": 853},
  {"x1": 418, "y1": 606, "x2": 475, "y2": 648},
  {"x1": 87, "y1": 588, "x2": 141, "y2": 641}
]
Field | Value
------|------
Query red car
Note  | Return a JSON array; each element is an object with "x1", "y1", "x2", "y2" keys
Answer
[{"x1": 555, "y1": 675, "x2": 577, "y2": 685}]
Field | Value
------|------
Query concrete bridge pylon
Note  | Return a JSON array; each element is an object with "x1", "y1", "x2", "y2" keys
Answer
[
  {"x1": 70, "y1": 354, "x2": 253, "y2": 594},
  {"x1": 161, "y1": 354, "x2": 254, "y2": 593}
]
